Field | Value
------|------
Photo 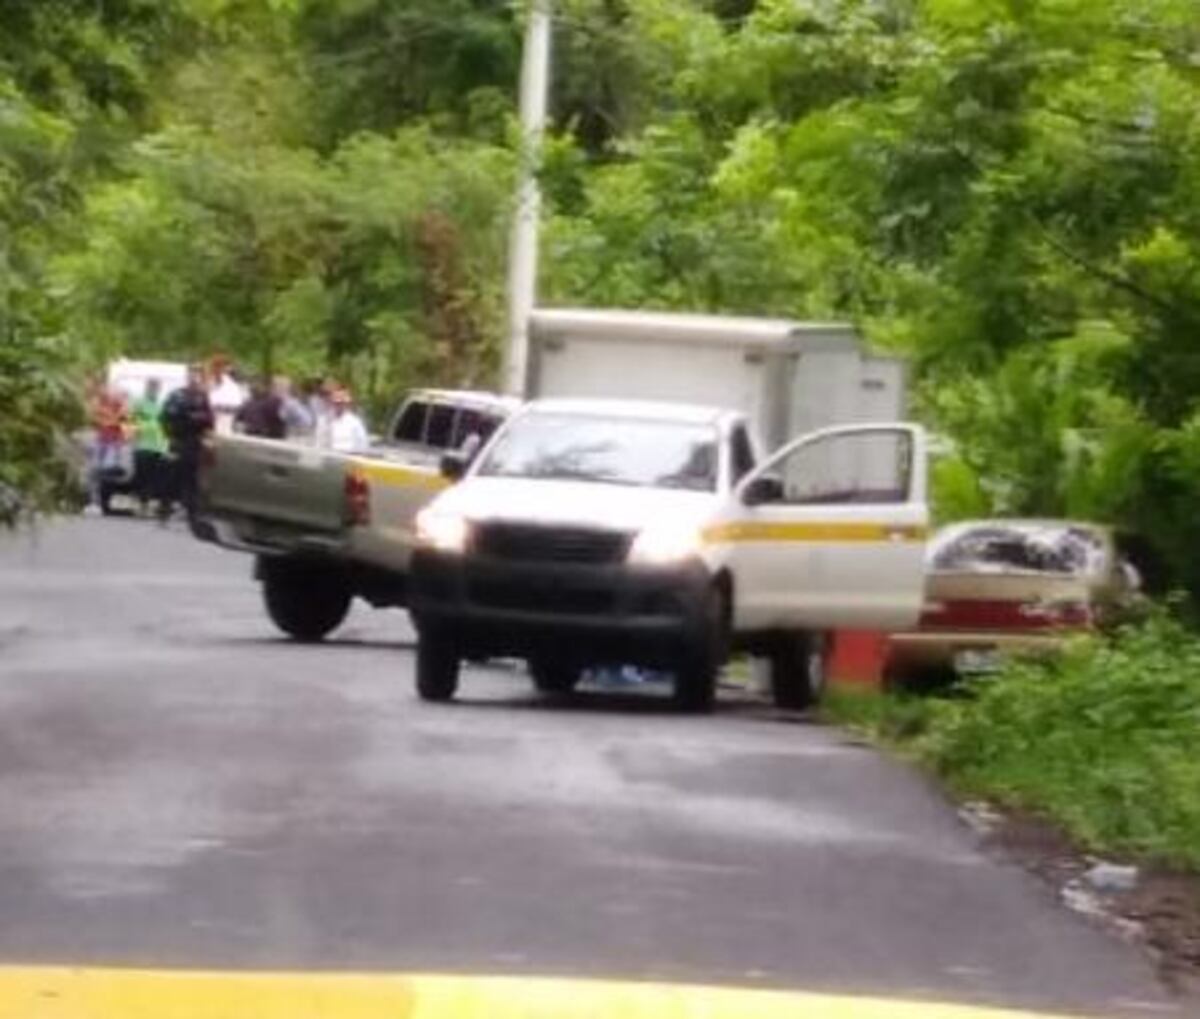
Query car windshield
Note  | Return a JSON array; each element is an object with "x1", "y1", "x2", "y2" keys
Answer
[
  {"x1": 478, "y1": 412, "x2": 719, "y2": 491},
  {"x1": 930, "y1": 523, "x2": 1109, "y2": 575}
]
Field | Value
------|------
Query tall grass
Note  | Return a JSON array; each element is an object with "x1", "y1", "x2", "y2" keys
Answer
[{"x1": 827, "y1": 615, "x2": 1200, "y2": 869}]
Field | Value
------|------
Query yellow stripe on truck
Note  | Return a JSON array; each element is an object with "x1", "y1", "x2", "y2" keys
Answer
[
  {"x1": 354, "y1": 460, "x2": 449, "y2": 491},
  {"x1": 0, "y1": 968, "x2": 1086, "y2": 1019},
  {"x1": 704, "y1": 521, "x2": 928, "y2": 544}
]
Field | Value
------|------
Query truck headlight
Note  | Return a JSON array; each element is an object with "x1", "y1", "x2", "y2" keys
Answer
[
  {"x1": 628, "y1": 525, "x2": 702, "y2": 566},
  {"x1": 416, "y1": 509, "x2": 470, "y2": 554}
]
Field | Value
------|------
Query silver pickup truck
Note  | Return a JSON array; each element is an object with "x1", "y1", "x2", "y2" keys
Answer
[{"x1": 196, "y1": 388, "x2": 518, "y2": 641}]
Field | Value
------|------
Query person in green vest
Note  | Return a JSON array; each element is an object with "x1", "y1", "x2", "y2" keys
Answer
[{"x1": 131, "y1": 378, "x2": 168, "y2": 516}]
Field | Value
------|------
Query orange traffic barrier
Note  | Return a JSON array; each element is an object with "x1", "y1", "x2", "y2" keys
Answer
[{"x1": 829, "y1": 630, "x2": 888, "y2": 688}]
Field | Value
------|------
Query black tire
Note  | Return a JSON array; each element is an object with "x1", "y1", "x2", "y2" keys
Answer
[
  {"x1": 189, "y1": 517, "x2": 218, "y2": 543},
  {"x1": 769, "y1": 631, "x2": 828, "y2": 710},
  {"x1": 884, "y1": 660, "x2": 957, "y2": 694},
  {"x1": 261, "y1": 558, "x2": 352, "y2": 642},
  {"x1": 529, "y1": 658, "x2": 581, "y2": 694},
  {"x1": 416, "y1": 629, "x2": 460, "y2": 702},
  {"x1": 672, "y1": 585, "x2": 729, "y2": 713}
]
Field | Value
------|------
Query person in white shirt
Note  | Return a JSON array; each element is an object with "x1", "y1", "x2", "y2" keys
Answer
[
  {"x1": 208, "y1": 359, "x2": 247, "y2": 436},
  {"x1": 305, "y1": 377, "x2": 335, "y2": 447},
  {"x1": 327, "y1": 388, "x2": 369, "y2": 453}
]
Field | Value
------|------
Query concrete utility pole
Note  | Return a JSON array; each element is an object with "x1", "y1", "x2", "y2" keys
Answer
[{"x1": 502, "y1": 0, "x2": 552, "y2": 397}]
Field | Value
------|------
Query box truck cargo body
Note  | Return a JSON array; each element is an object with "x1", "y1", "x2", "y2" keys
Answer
[{"x1": 527, "y1": 308, "x2": 906, "y2": 451}]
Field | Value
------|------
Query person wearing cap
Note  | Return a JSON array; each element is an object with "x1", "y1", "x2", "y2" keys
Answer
[{"x1": 326, "y1": 387, "x2": 369, "y2": 453}]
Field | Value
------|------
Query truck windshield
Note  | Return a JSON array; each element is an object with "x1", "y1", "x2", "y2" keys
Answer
[{"x1": 478, "y1": 412, "x2": 719, "y2": 491}]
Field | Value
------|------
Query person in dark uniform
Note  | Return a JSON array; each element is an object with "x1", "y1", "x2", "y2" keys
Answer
[
  {"x1": 159, "y1": 363, "x2": 215, "y2": 525},
  {"x1": 234, "y1": 377, "x2": 286, "y2": 438}
]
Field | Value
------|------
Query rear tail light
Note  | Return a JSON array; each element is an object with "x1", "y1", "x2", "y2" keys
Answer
[
  {"x1": 921, "y1": 598, "x2": 1093, "y2": 631},
  {"x1": 345, "y1": 468, "x2": 370, "y2": 526},
  {"x1": 920, "y1": 599, "x2": 1027, "y2": 628}
]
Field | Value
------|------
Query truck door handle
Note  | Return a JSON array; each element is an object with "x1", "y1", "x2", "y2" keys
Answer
[{"x1": 267, "y1": 465, "x2": 291, "y2": 480}]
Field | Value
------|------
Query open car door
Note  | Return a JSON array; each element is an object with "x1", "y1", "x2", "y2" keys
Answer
[{"x1": 709, "y1": 424, "x2": 929, "y2": 632}]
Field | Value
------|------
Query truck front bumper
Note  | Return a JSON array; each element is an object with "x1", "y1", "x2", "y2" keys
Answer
[{"x1": 410, "y1": 550, "x2": 712, "y2": 665}]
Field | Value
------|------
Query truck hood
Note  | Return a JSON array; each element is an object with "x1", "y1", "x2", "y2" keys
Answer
[{"x1": 430, "y1": 476, "x2": 719, "y2": 534}]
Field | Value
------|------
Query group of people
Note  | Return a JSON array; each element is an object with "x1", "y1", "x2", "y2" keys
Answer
[
  {"x1": 86, "y1": 357, "x2": 370, "y2": 521},
  {"x1": 229, "y1": 373, "x2": 369, "y2": 453}
]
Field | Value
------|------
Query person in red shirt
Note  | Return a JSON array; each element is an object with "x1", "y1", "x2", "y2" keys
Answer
[{"x1": 88, "y1": 385, "x2": 130, "y2": 513}]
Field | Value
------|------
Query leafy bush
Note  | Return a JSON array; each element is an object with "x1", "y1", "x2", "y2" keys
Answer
[
  {"x1": 828, "y1": 614, "x2": 1200, "y2": 870},
  {"x1": 0, "y1": 335, "x2": 85, "y2": 525}
]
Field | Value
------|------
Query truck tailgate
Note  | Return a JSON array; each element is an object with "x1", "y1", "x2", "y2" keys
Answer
[{"x1": 204, "y1": 436, "x2": 346, "y2": 532}]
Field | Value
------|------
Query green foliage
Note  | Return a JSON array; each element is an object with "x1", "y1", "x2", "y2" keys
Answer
[
  {"x1": 294, "y1": 0, "x2": 520, "y2": 145},
  {"x1": 1, "y1": 76, "x2": 84, "y2": 521},
  {"x1": 920, "y1": 616, "x2": 1200, "y2": 868},
  {"x1": 0, "y1": 0, "x2": 202, "y2": 120},
  {"x1": 0, "y1": 333, "x2": 84, "y2": 525},
  {"x1": 827, "y1": 614, "x2": 1200, "y2": 870},
  {"x1": 929, "y1": 454, "x2": 990, "y2": 524},
  {"x1": 0, "y1": 1, "x2": 207, "y2": 521},
  {"x1": 53, "y1": 123, "x2": 514, "y2": 412}
]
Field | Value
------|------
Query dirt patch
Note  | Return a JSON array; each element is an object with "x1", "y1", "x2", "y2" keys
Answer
[
  {"x1": 1121, "y1": 870, "x2": 1200, "y2": 987},
  {"x1": 977, "y1": 806, "x2": 1200, "y2": 994}
]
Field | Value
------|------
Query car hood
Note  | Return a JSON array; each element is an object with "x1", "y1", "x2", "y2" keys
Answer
[{"x1": 429, "y1": 475, "x2": 720, "y2": 534}]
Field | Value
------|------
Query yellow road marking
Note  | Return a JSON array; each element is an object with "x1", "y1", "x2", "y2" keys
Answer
[
  {"x1": 354, "y1": 460, "x2": 448, "y2": 491},
  {"x1": 704, "y1": 522, "x2": 928, "y2": 544},
  {"x1": 0, "y1": 968, "x2": 1087, "y2": 1019}
]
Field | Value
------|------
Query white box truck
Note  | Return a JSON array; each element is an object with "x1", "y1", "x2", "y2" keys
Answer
[{"x1": 526, "y1": 308, "x2": 906, "y2": 450}]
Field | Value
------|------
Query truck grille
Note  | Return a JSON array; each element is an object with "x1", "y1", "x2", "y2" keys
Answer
[
  {"x1": 473, "y1": 522, "x2": 633, "y2": 565},
  {"x1": 468, "y1": 578, "x2": 616, "y2": 614}
]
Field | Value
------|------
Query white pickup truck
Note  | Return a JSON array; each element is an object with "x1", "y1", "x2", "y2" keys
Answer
[{"x1": 410, "y1": 397, "x2": 929, "y2": 711}]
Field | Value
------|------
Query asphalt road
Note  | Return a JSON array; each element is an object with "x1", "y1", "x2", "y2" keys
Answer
[{"x1": 0, "y1": 518, "x2": 1186, "y2": 1017}]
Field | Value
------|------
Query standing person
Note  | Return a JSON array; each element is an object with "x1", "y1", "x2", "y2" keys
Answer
[
  {"x1": 208, "y1": 356, "x2": 245, "y2": 436},
  {"x1": 131, "y1": 379, "x2": 168, "y2": 516},
  {"x1": 160, "y1": 363, "x2": 215, "y2": 525},
  {"x1": 326, "y1": 388, "x2": 370, "y2": 453},
  {"x1": 88, "y1": 383, "x2": 129, "y2": 514},
  {"x1": 274, "y1": 375, "x2": 315, "y2": 439},
  {"x1": 233, "y1": 377, "x2": 285, "y2": 438},
  {"x1": 305, "y1": 377, "x2": 335, "y2": 447}
]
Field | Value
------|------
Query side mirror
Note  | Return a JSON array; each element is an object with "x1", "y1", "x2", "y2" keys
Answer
[
  {"x1": 439, "y1": 451, "x2": 469, "y2": 481},
  {"x1": 742, "y1": 475, "x2": 785, "y2": 507}
]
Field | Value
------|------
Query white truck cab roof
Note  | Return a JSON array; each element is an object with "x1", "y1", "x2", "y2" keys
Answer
[
  {"x1": 530, "y1": 308, "x2": 855, "y2": 350},
  {"x1": 407, "y1": 388, "x2": 522, "y2": 414}
]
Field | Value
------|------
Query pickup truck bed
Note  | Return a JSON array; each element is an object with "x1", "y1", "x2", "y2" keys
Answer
[
  {"x1": 195, "y1": 388, "x2": 518, "y2": 641},
  {"x1": 201, "y1": 436, "x2": 353, "y2": 552}
]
